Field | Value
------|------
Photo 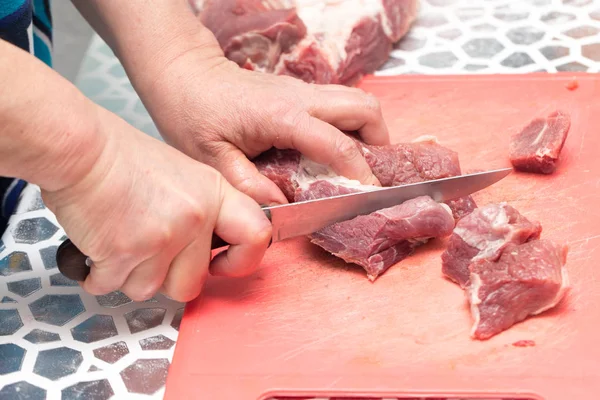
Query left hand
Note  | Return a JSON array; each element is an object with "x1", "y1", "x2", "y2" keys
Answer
[{"x1": 134, "y1": 53, "x2": 390, "y2": 206}]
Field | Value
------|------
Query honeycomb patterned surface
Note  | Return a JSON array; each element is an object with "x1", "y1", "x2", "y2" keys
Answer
[{"x1": 0, "y1": 0, "x2": 597, "y2": 398}]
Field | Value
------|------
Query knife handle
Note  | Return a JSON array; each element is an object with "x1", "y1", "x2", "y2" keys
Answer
[{"x1": 56, "y1": 234, "x2": 230, "y2": 282}]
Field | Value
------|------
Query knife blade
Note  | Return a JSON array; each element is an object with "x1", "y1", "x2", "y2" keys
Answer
[
  {"x1": 56, "y1": 167, "x2": 511, "y2": 281},
  {"x1": 267, "y1": 167, "x2": 511, "y2": 242}
]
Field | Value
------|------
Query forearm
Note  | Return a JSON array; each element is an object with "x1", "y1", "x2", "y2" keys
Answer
[
  {"x1": 71, "y1": 0, "x2": 224, "y2": 93},
  {"x1": 0, "y1": 40, "x2": 106, "y2": 192}
]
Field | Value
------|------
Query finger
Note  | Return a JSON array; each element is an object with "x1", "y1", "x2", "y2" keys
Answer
[
  {"x1": 119, "y1": 253, "x2": 171, "y2": 302},
  {"x1": 210, "y1": 186, "x2": 272, "y2": 277},
  {"x1": 82, "y1": 257, "x2": 137, "y2": 296},
  {"x1": 203, "y1": 142, "x2": 288, "y2": 206},
  {"x1": 275, "y1": 113, "x2": 381, "y2": 186},
  {"x1": 161, "y1": 238, "x2": 212, "y2": 303},
  {"x1": 308, "y1": 85, "x2": 390, "y2": 146}
]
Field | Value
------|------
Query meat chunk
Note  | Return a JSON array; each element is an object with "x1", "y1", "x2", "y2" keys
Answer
[
  {"x1": 253, "y1": 148, "x2": 302, "y2": 202},
  {"x1": 275, "y1": 0, "x2": 418, "y2": 85},
  {"x1": 509, "y1": 111, "x2": 571, "y2": 174},
  {"x1": 357, "y1": 139, "x2": 462, "y2": 186},
  {"x1": 190, "y1": 0, "x2": 307, "y2": 73},
  {"x1": 468, "y1": 239, "x2": 569, "y2": 340},
  {"x1": 255, "y1": 140, "x2": 476, "y2": 222},
  {"x1": 441, "y1": 203, "x2": 542, "y2": 288},
  {"x1": 190, "y1": 0, "x2": 419, "y2": 85},
  {"x1": 254, "y1": 137, "x2": 473, "y2": 280},
  {"x1": 310, "y1": 196, "x2": 455, "y2": 280}
]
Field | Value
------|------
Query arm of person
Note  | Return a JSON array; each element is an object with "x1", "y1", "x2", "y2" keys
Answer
[
  {"x1": 71, "y1": 0, "x2": 390, "y2": 206},
  {"x1": 0, "y1": 39, "x2": 271, "y2": 302},
  {"x1": 0, "y1": 38, "x2": 106, "y2": 193}
]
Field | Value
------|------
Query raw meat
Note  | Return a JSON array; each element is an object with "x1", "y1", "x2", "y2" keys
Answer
[
  {"x1": 310, "y1": 196, "x2": 455, "y2": 280},
  {"x1": 254, "y1": 138, "x2": 473, "y2": 280},
  {"x1": 441, "y1": 203, "x2": 542, "y2": 288},
  {"x1": 190, "y1": 0, "x2": 307, "y2": 73},
  {"x1": 189, "y1": 0, "x2": 419, "y2": 85},
  {"x1": 275, "y1": 0, "x2": 419, "y2": 85},
  {"x1": 255, "y1": 138, "x2": 477, "y2": 217},
  {"x1": 509, "y1": 110, "x2": 571, "y2": 174},
  {"x1": 468, "y1": 239, "x2": 569, "y2": 340}
]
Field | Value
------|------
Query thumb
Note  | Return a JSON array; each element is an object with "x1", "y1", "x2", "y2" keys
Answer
[
  {"x1": 204, "y1": 142, "x2": 288, "y2": 206},
  {"x1": 210, "y1": 181, "x2": 273, "y2": 277}
]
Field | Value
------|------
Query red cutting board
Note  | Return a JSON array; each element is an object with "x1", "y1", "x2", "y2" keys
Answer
[{"x1": 165, "y1": 73, "x2": 600, "y2": 400}]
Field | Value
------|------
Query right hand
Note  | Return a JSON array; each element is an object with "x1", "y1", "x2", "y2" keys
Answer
[{"x1": 42, "y1": 108, "x2": 272, "y2": 302}]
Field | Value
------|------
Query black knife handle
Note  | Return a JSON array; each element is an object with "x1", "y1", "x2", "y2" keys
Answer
[{"x1": 56, "y1": 235, "x2": 230, "y2": 282}]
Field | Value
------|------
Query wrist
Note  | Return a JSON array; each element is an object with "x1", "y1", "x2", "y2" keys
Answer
[
  {"x1": 108, "y1": 5, "x2": 225, "y2": 97},
  {"x1": 0, "y1": 40, "x2": 109, "y2": 193},
  {"x1": 30, "y1": 96, "x2": 109, "y2": 194}
]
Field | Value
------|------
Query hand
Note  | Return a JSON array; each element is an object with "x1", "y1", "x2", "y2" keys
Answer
[
  {"x1": 137, "y1": 55, "x2": 390, "y2": 206},
  {"x1": 42, "y1": 108, "x2": 272, "y2": 302}
]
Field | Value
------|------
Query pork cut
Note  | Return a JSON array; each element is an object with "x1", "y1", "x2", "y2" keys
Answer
[
  {"x1": 441, "y1": 203, "x2": 542, "y2": 288},
  {"x1": 442, "y1": 202, "x2": 569, "y2": 340},
  {"x1": 311, "y1": 196, "x2": 455, "y2": 280},
  {"x1": 469, "y1": 239, "x2": 569, "y2": 340},
  {"x1": 189, "y1": 0, "x2": 419, "y2": 85},
  {"x1": 254, "y1": 138, "x2": 474, "y2": 280},
  {"x1": 190, "y1": 0, "x2": 307, "y2": 73},
  {"x1": 509, "y1": 110, "x2": 571, "y2": 174}
]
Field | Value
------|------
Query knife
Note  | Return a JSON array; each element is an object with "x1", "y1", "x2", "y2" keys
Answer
[{"x1": 56, "y1": 167, "x2": 512, "y2": 281}]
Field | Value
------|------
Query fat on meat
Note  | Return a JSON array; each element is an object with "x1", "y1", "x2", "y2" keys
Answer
[
  {"x1": 253, "y1": 138, "x2": 475, "y2": 280},
  {"x1": 190, "y1": 0, "x2": 306, "y2": 73},
  {"x1": 275, "y1": 0, "x2": 419, "y2": 85},
  {"x1": 468, "y1": 239, "x2": 569, "y2": 340},
  {"x1": 509, "y1": 110, "x2": 571, "y2": 174},
  {"x1": 189, "y1": 0, "x2": 419, "y2": 85},
  {"x1": 441, "y1": 203, "x2": 542, "y2": 288}
]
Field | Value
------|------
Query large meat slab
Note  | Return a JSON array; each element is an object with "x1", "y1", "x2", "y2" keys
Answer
[{"x1": 189, "y1": 0, "x2": 419, "y2": 84}]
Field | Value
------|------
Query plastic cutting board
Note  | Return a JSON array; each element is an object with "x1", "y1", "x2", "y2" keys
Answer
[{"x1": 165, "y1": 73, "x2": 600, "y2": 400}]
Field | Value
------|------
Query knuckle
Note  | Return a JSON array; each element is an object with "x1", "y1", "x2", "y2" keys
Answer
[
  {"x1": 187, "y1": 204, "x2": 208, "y2": 228},
  {"x1": 110, "y1": 240, "x2": 138, "y2": 263},
  {"x1": 280, "y1": 108, "x2": 309, "y2": 132},
  {"x1": 150, "y1": 228, "x2": 173, "y2": 251},
  {"x1": 363, "y1": 92, "x2": 381, "y2": 112},
  {"x1": 232, "y1": 175, "x2": 256, "y2": 196},
  {"x1": 335, "y1": 136, "x2": 361, "y2": 164}
]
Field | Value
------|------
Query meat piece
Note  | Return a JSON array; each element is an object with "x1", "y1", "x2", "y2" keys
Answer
[
  {"x1": 253, "y1": 148, "x2": 301, "y2": 201},
  {"x1": 310, "y1": 196, "x2": 455, "y2": 280},
  {"x1": 441, "y1": 203, "x2": 542, "y2": 288},
  {"x1": 445, "y1": 196, "x2": 479, "y2": 221},
  {"x1": 357, "y1": 139, "x2": 477, "y2": 219},
  {"x1": 468, "y1": 239, "x2": 569, "y2": 340},
  {"x1": 509, "y1": 111, "x2": 571, "y2": 174},
  {"x1": 191, "y1": 0, "x2": 419, "y2": 85},
  {"x1": 254, "y1": 137, "x2": 472, "y2": 280},
  {"x1": 255, "y1": 141, "x2": 476, "y2": 221},
  {"x1": 357, "y1": 139, "x2": 461, "y2": 186},
  {"x1": 294, "y1": 179, "x2": 371, "y2": 202},
  {"x1": 276, "y1": 0, "x2": 418, "y2": 85},
  {"x1": 190, "y1": 0, "x2": 307, "y2": 73}
]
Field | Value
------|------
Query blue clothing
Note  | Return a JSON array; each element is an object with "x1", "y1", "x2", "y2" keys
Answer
[{"x1": 0, "y1": 0, "x2": 53, "y2": 231}]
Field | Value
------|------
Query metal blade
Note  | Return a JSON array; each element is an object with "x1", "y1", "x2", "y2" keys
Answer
[{"x1": 265, "y1": 167, "x2": 512, "y2": 242}]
